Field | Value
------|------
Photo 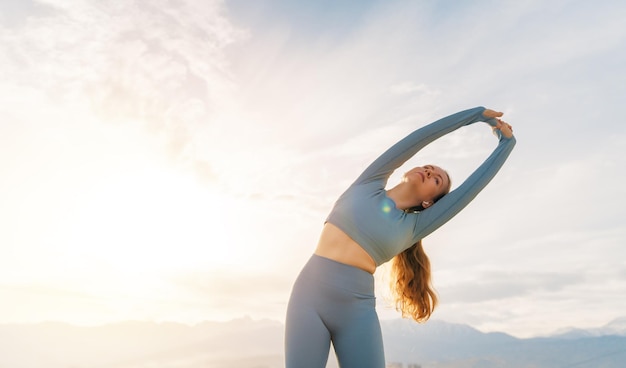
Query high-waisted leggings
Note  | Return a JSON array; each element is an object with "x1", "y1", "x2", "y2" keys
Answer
[{"x1": 285, "y1": 254, "x2": 385, "y2": 368}]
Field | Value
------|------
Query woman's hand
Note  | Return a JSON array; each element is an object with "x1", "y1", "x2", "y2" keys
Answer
[
  {"x1": 483, "y1": 108, "x2": 513, "y2": 138},
  {"x1": 483, "y1": 108, "x2": 503, "y2": 119},
  {"x1": 493, "y1": 117, "x2": 514, "y2": 139}
]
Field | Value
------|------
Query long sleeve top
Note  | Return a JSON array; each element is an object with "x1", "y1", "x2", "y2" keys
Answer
[{"x1": 325, "y1": 106, "x2": 516, "y2": 266}]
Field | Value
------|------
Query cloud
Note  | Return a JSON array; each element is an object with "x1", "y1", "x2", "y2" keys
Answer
[
  {"x1": 0, "y1": 283, "x2": 98, "y2": 300},
  {"x1": 0, "y1": 0, "x2": 243, "y2": 174},
  {"x1": 173, "y1": 270, "x2": 291, "y2": 297},
  {"x1": 0, "y1": 282, "x2": 116, "y2": 324},
  {"x1": 0, "y1": 0, "x2": 56, "y2": 27},
  {"x1": 434, "y1": 269, "x2": 626, "y2": 337},
  {"x1": 169, "y1": 270, "x2": 293, "y2": 319},
  {"x1": 389, "y1": 82, "x2": 441, "y2": 97},
  {"x1": 439, "y1": 270, "x2": 585, "y2": 304}
]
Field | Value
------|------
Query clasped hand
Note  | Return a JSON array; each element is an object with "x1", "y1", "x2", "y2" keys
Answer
[{"x1": 483, "y1": 108, "x2": 513, "y2": 139}]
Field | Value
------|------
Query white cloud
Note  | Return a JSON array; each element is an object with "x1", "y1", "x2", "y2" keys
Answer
[
  {"x1": 0, "y1": 0, "x2": 243, "y2": 166},
  {"x1": 389, "y1": 82, "x2": 440, "y2": 97}
]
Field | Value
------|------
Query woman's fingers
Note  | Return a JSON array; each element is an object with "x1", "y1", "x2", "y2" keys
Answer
[
  {"x1": 483, "y1": 109, "x2": 504, "y2": 119},
  {"x1": 495, "y1": 118, "x2": 513, "y2": 130},
  {"x1": 492, "y1": 118, "x2": 513, "y2": 138},
  {"x1": 499, "y1": 123, "x2": 514, "y2": 138}
]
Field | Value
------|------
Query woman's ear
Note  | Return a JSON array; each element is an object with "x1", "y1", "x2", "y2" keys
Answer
[{"x1": 421, "y1": 200, "x2": 433, "y2": 208}]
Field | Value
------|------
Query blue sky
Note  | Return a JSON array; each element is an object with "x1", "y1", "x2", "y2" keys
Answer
[{"x1": 0, "y1": 0, "x2": 625, "y2": 338}]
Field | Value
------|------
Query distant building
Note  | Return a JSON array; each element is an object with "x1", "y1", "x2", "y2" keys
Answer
[{"x1": 407, "y1": 364, "x2": 422, "y2": 368}]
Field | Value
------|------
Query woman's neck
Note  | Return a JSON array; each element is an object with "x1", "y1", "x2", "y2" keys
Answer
[{"x1": 386, "y1": 183, "x2": 420, "y2": 211}]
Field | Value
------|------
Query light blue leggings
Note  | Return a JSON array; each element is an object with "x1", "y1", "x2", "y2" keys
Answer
[{"x1": 285, "y1": 255, "x2": 385, "y2": 368}]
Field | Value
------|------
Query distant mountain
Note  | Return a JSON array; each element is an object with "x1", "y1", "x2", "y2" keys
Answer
[
  {"x1": 550, "y1": 316, "x2": 626, "y2": 339},
  {"x1": 382, "y1": 319, "x2": 518, "y2": 364},
  {"x1": 0, "y1": 317, "x2": 284, "y2": 368},
  {"x1": 381, "y1": 318, "x2": 626, "y2": 368},
  {"x1": 1, "y1": 317, "x2": 625, "y2": 368}
]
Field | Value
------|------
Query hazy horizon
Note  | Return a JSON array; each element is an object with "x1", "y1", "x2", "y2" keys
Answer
[
  {"x1": 2, "y1": 317, "x2": 626, "y2": 368},
  {"x1": 3, "y1": 312, "x2": 626, "y2": 339}
]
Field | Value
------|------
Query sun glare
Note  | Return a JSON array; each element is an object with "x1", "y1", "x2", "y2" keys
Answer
[{"x1": 43, "y1": 160, "x2": 245, "y2": 301}]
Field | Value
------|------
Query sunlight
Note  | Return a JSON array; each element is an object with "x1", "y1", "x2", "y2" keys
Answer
[
  {"x1": 67, "y1": 166, "x2": 237, "y2": 269},
  {"x1": 0, "y1": 102, "x2": 273, "y2": 323},
  {"x1": 38, "y1": 158, "x2": 252, "y2": 308}
]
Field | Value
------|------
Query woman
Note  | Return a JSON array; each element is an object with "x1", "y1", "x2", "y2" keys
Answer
[{"x1": 285, "y1": 106, "x2": 515, "y2": 368}]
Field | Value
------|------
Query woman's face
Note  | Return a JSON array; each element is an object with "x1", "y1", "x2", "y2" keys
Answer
[{"x1": 404, "y1": 164, "x2": 450, "y2": 203}]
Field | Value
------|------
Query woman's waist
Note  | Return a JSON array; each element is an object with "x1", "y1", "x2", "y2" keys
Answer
[{"x1": 314, "y1": 223, "x2": 377, "y2": 274}]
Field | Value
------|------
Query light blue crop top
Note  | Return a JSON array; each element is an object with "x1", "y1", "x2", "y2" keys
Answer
[{"x1": 325, "y1": 106, "x2": 516, "y2": 266}]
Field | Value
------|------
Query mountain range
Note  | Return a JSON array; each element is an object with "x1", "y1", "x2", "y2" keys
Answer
[{"x1": 1, "y1": 317, "x2": 625, "y2": 368}]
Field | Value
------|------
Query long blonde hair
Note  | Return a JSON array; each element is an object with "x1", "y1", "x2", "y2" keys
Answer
[
  {"x1": 390, "y1": 171, "x2": 451, "y2": 322},
  {"x1": 390, "y1": 240, "x2": 437, "y2": 322}
]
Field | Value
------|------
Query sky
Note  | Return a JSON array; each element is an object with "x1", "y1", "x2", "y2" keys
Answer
[{"x1": 0, "y1": 0, "x2": 625, "y2": 338}]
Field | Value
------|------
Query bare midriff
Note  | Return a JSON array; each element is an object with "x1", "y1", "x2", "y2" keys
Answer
[{"x1": 314, "y1": 222, "x2": 377, "y2": 274}]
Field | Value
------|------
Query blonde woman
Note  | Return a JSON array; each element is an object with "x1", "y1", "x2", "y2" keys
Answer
[{"x1": 285, "y1": 107, "x2": 515, "y2": 368}]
